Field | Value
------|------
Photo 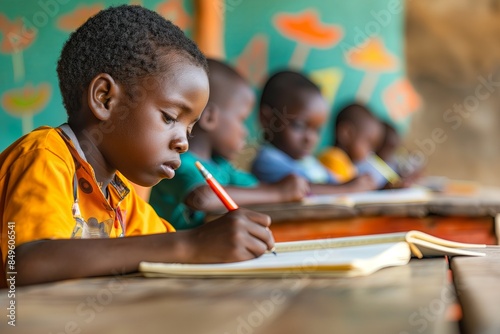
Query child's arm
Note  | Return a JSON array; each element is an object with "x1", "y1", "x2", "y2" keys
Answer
[
  {"x1": 310, "y1": 174, "x2": 378, "y2": 195},
  {"x1": 13, "y1": 208, "x2": 273, "y2": 286},
  {"x1": 185, "y1": 174, "x2": 310, "y2": 211}
]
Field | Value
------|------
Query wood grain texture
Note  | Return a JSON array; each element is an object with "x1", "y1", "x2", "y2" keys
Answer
[
  {"x1": 1, "y1": 259, "x2": 457, "y2": 334},
  {"x1": 451, "y1": 246, "x2": 500, "y2": 334}
]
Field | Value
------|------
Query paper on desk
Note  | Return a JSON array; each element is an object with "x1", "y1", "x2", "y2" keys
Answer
[
  {"x1": 302, "y1": 187, "x2": 432, "y2": 207},
  {"x1": 140, "y1": 242, "x2": 411, "y2": 278}
]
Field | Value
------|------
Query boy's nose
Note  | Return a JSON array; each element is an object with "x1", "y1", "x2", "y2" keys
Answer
[{"x1": 170, "y1": 137, "x2": 189, "y2": 154}]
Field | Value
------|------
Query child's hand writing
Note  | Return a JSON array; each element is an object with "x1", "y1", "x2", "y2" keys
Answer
[
  {"x1": 180, "y1": 208, "x2": 274, "y2": 263},
  {"x1": 346, "y1": 174, "x2": 378, "y2": 191}
]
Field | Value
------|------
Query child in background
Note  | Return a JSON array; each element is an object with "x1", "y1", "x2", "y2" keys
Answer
[
  {"x1": 150, "y1": 60, "x2": 309, "y2": 230},
  {"x1": 371, "y1": 122, "x2": 423, "y2": 187},
  {"x1": 318, "y1": 103, "x2": 387, "y2": 188},
  {"x1": 377, "y1": 122, "x2": 401, "y2": 162},
  {"x1": 0, "y1": 6, "x2": 274, "y2": 287},
  {"x1": 251, "y1": 71, "x2": 377, "y2": 194}
]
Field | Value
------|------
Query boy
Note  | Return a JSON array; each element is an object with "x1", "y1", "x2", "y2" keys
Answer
[
  {"x1": 0, "y1": 5, "x2": 273, "y2": 287},
  {"x1": 150, "y1": 59, "x2": 309, "y2": 230},
  {"x1": 318, "y1": 103, "x2": 386, "y2": 187},
  {"x1": 251, "y1": 71, "x2": 377, "y2": 194},
  {"x1": 372, "y1": 122, "x2": 423, "y2": 187}
]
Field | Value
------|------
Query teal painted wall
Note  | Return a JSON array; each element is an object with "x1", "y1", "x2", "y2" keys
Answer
[
  {"x1": 224, "y1": 0, "x2": 419, "y2": 150},
  {"x1": 0, "y1": 0, "x2": 417, "y2": 152},
  {"x1": 0, "y1": 0, "x2": 194, "y2": 151}
]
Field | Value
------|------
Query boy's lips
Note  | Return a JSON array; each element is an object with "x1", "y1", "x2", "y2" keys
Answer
[{"x1": 161, "y1": 160, "x2": 180, "y2": 178}]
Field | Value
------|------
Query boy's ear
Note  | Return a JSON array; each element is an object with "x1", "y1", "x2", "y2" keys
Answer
[
  {"x1": 198, "y1": 102, "x2": 219, "y2": 131},
  {"x1": 88, "y1": 73, "x2": 119, "y2": 121},
  {"x1": 259, "y1": 104, "x2": 273, "y2": 127}
]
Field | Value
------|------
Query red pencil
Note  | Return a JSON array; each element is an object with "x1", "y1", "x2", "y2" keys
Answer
[
  {"x1": 195, "y1": 161, "x2": 238, "y2": 211},
  {"x1": 195, "y1": 161, "x2": 276, "y2": 256}
]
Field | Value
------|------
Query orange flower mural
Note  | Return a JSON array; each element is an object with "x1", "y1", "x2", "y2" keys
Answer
[
  {"x1": 383, "y1": 78, "x2": 422, "y2": 121},
  {"x1": 0, "y1": 13, "x2": 37, "y2": 83},
  {"x1": 2, "y1": 83, "x2": 52, "y2": 134},
  {"x1": 157, "y1": 0, "x2": 191, "y2": 31},
  {"x1": 57, "y1": 5, "x2": 103, "y2": 31},
  {"x1": 0, "y1": 14, "x2": 36, "y2": 53},
  {"x1": 346, "y1": 37, "x2": 398, "y2": 72},
  {"x1": 234, "y1": 34, "x2": 269, "y2": 87},
  {"x1": 274, "y1": 9, "x2": 343, "y2": 69},
  {"x1": 345, "y1": 37, "x2": 399, "y2": 103}
]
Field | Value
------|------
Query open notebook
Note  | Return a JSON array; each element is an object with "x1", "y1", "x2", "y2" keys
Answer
[
  {"x1": 139, "y1": 231, "x2": 485, "y2": 278},
  {"x1": 302, "y1": 187, "x2": 432, "y2": 207}
]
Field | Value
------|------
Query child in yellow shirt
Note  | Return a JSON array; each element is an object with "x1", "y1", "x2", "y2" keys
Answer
[{"x1": 0, "y1": 5, "x2": 273, "y2": 287}]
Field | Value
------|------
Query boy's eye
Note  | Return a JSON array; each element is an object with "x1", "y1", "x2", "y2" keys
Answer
[
  {"x1": 290, "y1": 121, "x2": 306, "y2": 131},
  {"x1": 161, "y1": 112, "x2": 177, "y2": 125}
]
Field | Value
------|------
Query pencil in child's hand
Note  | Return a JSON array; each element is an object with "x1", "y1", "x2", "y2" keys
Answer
[
  {"x1": 195, "y1": 161, "x2": 238, "y2": 210},
  {"x1": 366, "y1": 152, "x2": 401, "y2": 185},
  {"x1": 194, "y1": 161, "x2": 277, "y2": 256}
]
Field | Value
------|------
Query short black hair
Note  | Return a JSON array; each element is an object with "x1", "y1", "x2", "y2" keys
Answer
[
  {"x1": 57, "y1": 5, "x2": 207, "y2": 118},
  {"x1": 260, "y1": 70, "x2": 320, "y2": 111},
  {"x1": 335, "y1": 103, "x2": 376, "y2": 129},
  {"x1": 207, "y1": 58, "x2": 248, "y2": 107}
]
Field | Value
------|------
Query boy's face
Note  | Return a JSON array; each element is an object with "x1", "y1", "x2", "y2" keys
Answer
[
  {"x1": 377, "y1": 127, "x2": 400, "y2": 161},
  {"x1": 270, "y1": 91, "x2": 328, "y2": 160},
  {"x1": 100, "y1": 60, "x2": 209, "y2": 186},
  {"x1": 211, "y1": 82, "x2": 255, "y2": 160},
  {"x1": 346, "y1": 120, "x2": 384, "y2": 163}
]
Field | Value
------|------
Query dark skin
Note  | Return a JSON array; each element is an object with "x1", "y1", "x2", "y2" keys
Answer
[
  {"x1": 185, "y1": 77, "x2": 309, "y2": 212},
  {"x1": 376, "y1": 124, "x2": 423, "y2": 188},
  {"x1": 323, "y1": 109, "x2": 385, "y2": 191},
  {"x1": 336, "y1": 116, "x2": 384, "y2": 164},
  {"x1": 14, "y1": 58, "x2": 274, "y2": 286},
  {"x1": 262, "y1": 90, "x2": 377, "y2": 194}
]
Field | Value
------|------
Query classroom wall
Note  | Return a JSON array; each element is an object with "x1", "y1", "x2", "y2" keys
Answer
[
  {"x1": 223, "y1": 0, "x2": 418, "y2": 152},
  {"x1": 0, "y1": 0, "x2": 415, "y2": 153},
  {"x1": 0, "y1": 0, "x2": 195, "y2": 151},
  {"x1": 404, "y1": 0, "x2": 500, "y2": 185}
]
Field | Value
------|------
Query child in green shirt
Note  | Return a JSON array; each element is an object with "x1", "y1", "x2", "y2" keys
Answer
[{"x1": 150, "y1": 60, "x2": 309, "y2": 229}]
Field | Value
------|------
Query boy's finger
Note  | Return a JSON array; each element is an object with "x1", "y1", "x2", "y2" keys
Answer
[
  {"x1": 240, "y1": 209, "x2": 271, "y2": 228},
  {"x1": 246, "y1": 222, "x2": 275, "y2": 252}
]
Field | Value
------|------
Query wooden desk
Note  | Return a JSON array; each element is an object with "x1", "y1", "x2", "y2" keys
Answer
[
  {"x1": 451, "y1": 247, "x2": 500, "y2": 334},
  {"x1": 240, "y1": 188, "x2": 500, "y2": 246},
  {"x1": 270, "y1": 215, "x2": 497, "y2": 245},
  {"x1": 1, "y1": 258, "x2": 457, "y2": 334}
]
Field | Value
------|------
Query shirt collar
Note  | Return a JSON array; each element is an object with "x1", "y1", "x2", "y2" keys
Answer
[{"x1": 58, "y1": 124, "x2": 131, "y2": 201}]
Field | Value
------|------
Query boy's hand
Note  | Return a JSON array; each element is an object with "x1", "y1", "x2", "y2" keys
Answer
[
  {"x1": 182, "y1": 208, "x2": 274, "y2": 263},
  {"x1": 275, "y1": 174, "x2": 310, "y2": 201},
  {"x1": 347, "y1": 174, "x2": 378, "y2": 191}
]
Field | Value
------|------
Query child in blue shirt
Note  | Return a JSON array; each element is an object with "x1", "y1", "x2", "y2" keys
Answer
[
  {"x1": 150, "y1": 60, "x2": 309, "y2": 229},
  {"x1": 252, "y1": 71, "x2": 377, "y2": 194}
]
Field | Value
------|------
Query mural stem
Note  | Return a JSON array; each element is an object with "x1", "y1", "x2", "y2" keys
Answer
[
  {"x1": 21, "y1": 114, "x2": 33, "y2": 135},
  {"x1": 356, "y1": 72, "x2": 379, "y2": 103},
  {"x1": 289, "y1": 44, "x2": 310, "y2": 69},
  {"x1": 12, "y1": 51, "x2": 25, "y2": 83}
]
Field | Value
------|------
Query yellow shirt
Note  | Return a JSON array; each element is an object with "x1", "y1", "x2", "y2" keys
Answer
[
  {"x1": 317, "y1": 147, "x2": 357, "y2": 183},
  {"x1": 0, "y1": 126, "x2": 174, "y2": 266}
]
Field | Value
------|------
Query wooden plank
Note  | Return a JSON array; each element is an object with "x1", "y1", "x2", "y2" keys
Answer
[
  {"x1": 2, "y1": 259, "x2": 457, "y2": 334},
  {"x1": 451, "y1": 247, "x2": 500, "y2": 334}
]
